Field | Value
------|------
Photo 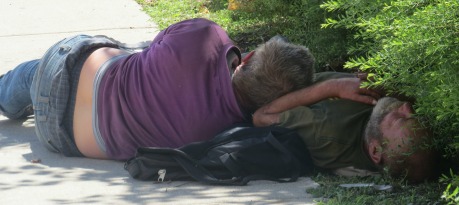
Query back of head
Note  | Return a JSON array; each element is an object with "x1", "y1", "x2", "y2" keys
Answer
[{"x1": 232, "y1": 36, "x2": 315, "y2": 114}]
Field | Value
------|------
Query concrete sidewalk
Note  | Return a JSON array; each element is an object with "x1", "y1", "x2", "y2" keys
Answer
[{"x1": 0, "y1": 0, "x2": 318, "y2": 204}]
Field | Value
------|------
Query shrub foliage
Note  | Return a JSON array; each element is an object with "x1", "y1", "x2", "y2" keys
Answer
[
  {"x1": 322, "y1": 0, "x2": 459, "y2": 157},
  {"x1": 321, "y1": 0, "x2": 459, "y2": 202}
]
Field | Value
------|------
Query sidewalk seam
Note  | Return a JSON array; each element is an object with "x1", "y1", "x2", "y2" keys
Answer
[{"x1": 0, "y1": 26, "x2": 156, "y2": 38}]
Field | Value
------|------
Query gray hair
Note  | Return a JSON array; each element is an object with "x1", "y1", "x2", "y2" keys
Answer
[
  {"x1": 364, "y1": 97, "x2": 404, "y2": 146},
  {"x1": 232, "y1": 36, "x2": 315, "y2": 114}
]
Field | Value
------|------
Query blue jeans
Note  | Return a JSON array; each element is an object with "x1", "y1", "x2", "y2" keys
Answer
[
  {"x1": 0, "y1": 60, "x2": 37, "y2": 119},
  {"x1": 1, "y1": 35, "x2": 119, "y2": 157}
]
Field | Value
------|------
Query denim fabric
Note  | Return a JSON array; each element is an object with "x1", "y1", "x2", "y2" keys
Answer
[
  {"x1": 29, "y1": 35, "x2": 119, "y2": 156},
  {"x1": 0, "y1": 60, "x2": 38, "y2": 119}
]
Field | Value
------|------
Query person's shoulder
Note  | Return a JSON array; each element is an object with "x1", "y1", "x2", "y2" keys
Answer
[
  {"x1": 170, "y1": 18, "x2": 220, "y2": 31},
  {"x1": 190, "y1": 18, "x2": 217, "y2": 25},
  {"x1": 163, "y1": 18, "x2": 226, "y2": 40}
]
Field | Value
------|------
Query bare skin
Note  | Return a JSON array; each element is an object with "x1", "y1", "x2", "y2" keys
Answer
[{"x1": 73, "y1": 47, "x2": 130, "y2": 159}]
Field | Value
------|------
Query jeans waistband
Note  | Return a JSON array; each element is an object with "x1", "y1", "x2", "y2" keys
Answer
[{"x1": 31, "y1": 35, "x2": 119, "y2": 157}]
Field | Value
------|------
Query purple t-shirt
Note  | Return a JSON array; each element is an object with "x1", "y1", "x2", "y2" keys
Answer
[{"x1": 97, "y1": 18, "x2": 245, "y2": 160}]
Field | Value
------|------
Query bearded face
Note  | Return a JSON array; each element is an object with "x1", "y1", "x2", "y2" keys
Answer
[{"x1": 364, "y1": 97, "x2": 434, "y2": 182}]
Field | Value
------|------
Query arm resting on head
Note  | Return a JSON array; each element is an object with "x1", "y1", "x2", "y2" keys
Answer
[{"x1": 253, "y1": 77, "x2": 380, "y2": 127}]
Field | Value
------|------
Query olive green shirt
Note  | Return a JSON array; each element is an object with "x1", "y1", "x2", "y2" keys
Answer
[{"x1": 278, "y1": 72, "x2": 379, "y2": 171}]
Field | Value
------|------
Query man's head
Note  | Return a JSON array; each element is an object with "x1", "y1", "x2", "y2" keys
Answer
[
  {"x1": 364, "y1": 97, "x2": 436, "y2": 183},
  {"x1": 232, "y1": 36, "x2": 315, "y2": 114}
]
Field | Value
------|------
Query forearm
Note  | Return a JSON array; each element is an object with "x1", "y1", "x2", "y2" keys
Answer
[
  {"x1": 253, "y1": 80, "x2": 338, "y2": 127},
  {"x1": 262, "y1": 79, "x2": 338, "y2": 114},
  {"x1": 253, "y1": 76, "x2": 379, "y2": 127}
]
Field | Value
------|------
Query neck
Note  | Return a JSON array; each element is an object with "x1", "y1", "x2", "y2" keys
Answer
[{"x1": 232, "y1": 84, "x2": 252, "y2": 119}]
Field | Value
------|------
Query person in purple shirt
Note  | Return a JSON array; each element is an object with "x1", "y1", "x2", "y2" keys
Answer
[{"x1": 0, "y1": 18, "x2": 376, "y2": 160}]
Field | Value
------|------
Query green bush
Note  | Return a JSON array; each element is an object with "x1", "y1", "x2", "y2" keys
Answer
[
  {"x1": 321, "y1": 0, "x2": 459, "y2": 202},
  {"x1": 322, "y1": 0, "x2": 459, "y2": 155},
  {"x1": 237, "y1": 0, "x2": 352, "y2": 72}
]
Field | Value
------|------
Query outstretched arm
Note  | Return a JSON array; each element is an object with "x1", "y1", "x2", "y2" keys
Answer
[{"x1": 253, "y1": 77, "x2": 380, "y2": 127}]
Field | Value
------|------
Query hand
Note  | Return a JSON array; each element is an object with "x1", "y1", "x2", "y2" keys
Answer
[
  {"x1": 252, "y1": 105, "x2": 281, "y2": 127},
  {"x1": 333, "y1": 77, "x2": 382, "y2": 105},
  {"x1": 357, "y1": 72, "x2": 416, "y2": 103}
]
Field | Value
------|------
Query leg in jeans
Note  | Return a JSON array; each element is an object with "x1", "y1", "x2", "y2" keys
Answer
[{"x1": 0, "y1": 60, "x2": 39, "y2": 119}]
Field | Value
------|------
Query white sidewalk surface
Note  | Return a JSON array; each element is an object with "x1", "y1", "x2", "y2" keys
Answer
[{"x1": 0, "y1": 0, "x2": 318, "y2": 204}]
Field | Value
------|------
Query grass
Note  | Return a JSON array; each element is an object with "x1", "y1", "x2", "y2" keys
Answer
[
  {"x1": 134, "y1": 0, "x2": 452, "y2": 204},
  {"x1": 308, "y1": 173, "x2": 446, "y2": 204},
  {"x1": 136, "y1": 0, "x2": 310, "y2": 52},
  {"x1": 136, "y1": 0, "x2": 353, "y2": 71}
]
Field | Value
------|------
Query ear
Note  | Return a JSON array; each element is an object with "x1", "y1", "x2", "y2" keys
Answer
[{"x1": 368, "y1": 139, "x2": 383, "y2": 164}]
